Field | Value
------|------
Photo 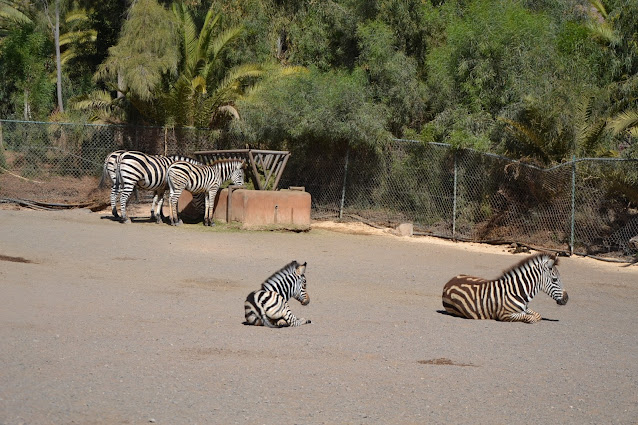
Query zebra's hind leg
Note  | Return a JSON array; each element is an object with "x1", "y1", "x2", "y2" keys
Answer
[
  {"x1": 151, "y1": 190, "x2": 165, "y2": 224},
  {"x1": 204, "y1": 191, "x2": 215, "y2": 226},
  {"x1": 168, "y1": 189, "x2": 183, "y2": 226},
  {"x1": 110, "y1": 185, "x2": 119, "y2": 218},
  {"x1": 118, "y1": 186, "x2": 134, "y2": 223}
]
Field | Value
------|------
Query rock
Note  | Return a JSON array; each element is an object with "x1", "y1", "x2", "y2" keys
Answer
[{"x1": 395, "y1": 223, "x2": 413, "y2": 237}]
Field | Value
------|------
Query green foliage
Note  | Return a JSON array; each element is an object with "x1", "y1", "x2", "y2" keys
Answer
[
  {"x1": 356, "y1": 20, "x2": 430, "y2": 136},
  {"x1": 95, "y1": 0, "x2": 180, "y2": 102},
  {"x1": 2, "y1": 0, "x2": 638, "y2": 162},
  {"x1": 426, "y1": 0, "x2": 558, "y2": 116},
  {"x1": 234, "y1": 67, "x2": 390, "y2": 153},
  {"x1": 0, "y1": 23, "x2": 54, "y2": 120}
]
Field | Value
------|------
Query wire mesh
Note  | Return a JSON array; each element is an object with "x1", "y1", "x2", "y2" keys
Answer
[{"x1": 1, "y1": 120, "x2": 636, "y2": 261}]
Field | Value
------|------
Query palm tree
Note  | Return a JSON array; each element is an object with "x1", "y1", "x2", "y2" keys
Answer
[
  {"x1": 162, "y1": 2, "x2": 262, "y2": 128},
  {"x1": 1, "y1": 0, "x2": 95, "y2": 117}
]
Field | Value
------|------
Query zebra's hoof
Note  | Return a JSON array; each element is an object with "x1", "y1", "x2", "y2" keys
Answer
[{"x1": 121, "y1": 218, "x2": 131, "y2": 224}]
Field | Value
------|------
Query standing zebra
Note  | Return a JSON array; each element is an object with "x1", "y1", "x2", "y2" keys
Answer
[
  {"x1": 441, "y1": 253, "x2": 568, "y2": 323},
  {"x1": 244, "y1": 261, "x2": 311, "y2": 328},
  {"x1": 100, "y1": 149, "x2": 126, "y2": 218},
  {"x1": 167, "y1": 158, "x2": 245, "y2": 226},
  {"x1": 114, "y1": 151, "x2": 201, "y2": 224}
]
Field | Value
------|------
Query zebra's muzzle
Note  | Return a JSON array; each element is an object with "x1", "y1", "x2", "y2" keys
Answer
[
  {"x1": 301, "y1": 297, "x2": 310, "y2": 306},
  {"x1": 556, "y1": 291, "x2": 569, "y2": 305}
]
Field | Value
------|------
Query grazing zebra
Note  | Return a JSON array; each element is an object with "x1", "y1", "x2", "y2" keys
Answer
[
  {"x1": 114, "y1": 151, "x2": 201, "y2": 223},
  {"x1": 441, "y1": 253, "x2": 568, "y2": 323},
  {"x1": 244, "y1": 261, "x2": 311, "y2": 328},
  {"x1": 167, "y1": 158, "x2": 245, "y2": 226}
]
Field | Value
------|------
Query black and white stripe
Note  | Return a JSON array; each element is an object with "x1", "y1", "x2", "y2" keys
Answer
[
  {"x1": 100, "y1": 149, "x2": 126, "y2": 218},
  {"x1": 441, "y1": 253, "x2": 568, "y2": 323},
  {"x1": 114, "y1": 151, "x2": 201, "y2": 223},
  {"x1": 244, "y1": 261, "x2": 311, "y2": 328},
  {"x1": 167, "y1": 158, "x2": 245, "y2": 226}
]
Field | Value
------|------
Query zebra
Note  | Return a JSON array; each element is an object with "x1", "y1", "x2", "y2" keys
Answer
[
  {"x1": 114, "y1": 151, "x2": 202, "y2": 223},
  {"x1": 100, "y1": 149, "x2": 126, "y2": 218},
  {"x1": 441, "y1": 252, "x2": 568, "y2": 323},
  {"x1": 167, "y1": 158, "x2": 245, "y2": 226},
  {"x1": 244, "y1": 261, "x2": 311, "y2": 328}
]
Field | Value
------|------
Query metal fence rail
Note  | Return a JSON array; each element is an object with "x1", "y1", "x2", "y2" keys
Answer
[{"x1": 1, "y1": 119, "x2": 637, "y2": 261}]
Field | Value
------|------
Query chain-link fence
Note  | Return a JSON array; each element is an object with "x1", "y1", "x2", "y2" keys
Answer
[{"x1": 1, "y1": 119, "x2": 637, "y2": 261}]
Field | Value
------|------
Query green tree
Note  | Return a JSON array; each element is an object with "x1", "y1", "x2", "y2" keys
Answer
[
  {"x1": 356, "y1": 19, "x2": 429, "y2": 137},
  {"x1": 95, "y1": 0, "x2": 180, "y2": 103},
  {"x1": 234, "y1": 67, "x2": 390, "y2": 153},
  {"x1": 0, "y1": 22, "x2": 54, "y2": 119}
]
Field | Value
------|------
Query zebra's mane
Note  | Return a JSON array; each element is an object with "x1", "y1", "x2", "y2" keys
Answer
[
  {"x1": 210, "y1": 158, "x2": 245, "y2": 167},
  {"x1": 168, "y1": 154, "x2": 201, "y2": 164},
  {"x1": 499, "y1": 252, "x2": 558, "y2": 278},
  {"x1": 261, "y1": 260, "x2": 302, "y2": 289}
]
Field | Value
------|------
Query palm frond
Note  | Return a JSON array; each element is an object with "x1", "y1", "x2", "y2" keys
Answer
[
  {"x1": 608, "y1": 110, "x2": 638, "y2": 135},
  {"x1": 64, "y1": 8, "x2": 90, "y2": 24},
  {"x1": 498, "y1": 116, "x2": 550, "y2": 163},
  {"x1": 586, "y1": 21, "x2": 620, "y2": 45},
  {"x1": 207, "y1": 25, "x2": 243, "y2": 64}
]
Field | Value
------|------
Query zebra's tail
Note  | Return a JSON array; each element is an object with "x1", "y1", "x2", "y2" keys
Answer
[
  {"x1": 98, "y1": 159, "x2": 109, "y2": 189},
  {"x1": 114, "y1": 157, "x2": 123, "y2": 192}
]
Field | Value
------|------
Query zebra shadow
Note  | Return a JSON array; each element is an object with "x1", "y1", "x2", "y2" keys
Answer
[{"x1": 435, "y1": 310, "x2": 560, "y2": 322}]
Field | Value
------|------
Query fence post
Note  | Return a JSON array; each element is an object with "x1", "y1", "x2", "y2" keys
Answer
[
  {"x1": 339, "y1": 146, "x2": 349, "y2": 220},
  {"x1": 569, "y1": 155, "x2": 576, "y2": 255},
  {"x1": 452, "y1": 151, "x2": 458, "y2": 240}
]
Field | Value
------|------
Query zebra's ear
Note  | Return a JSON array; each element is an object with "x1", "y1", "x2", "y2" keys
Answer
[
  {"x1": 546, "y1": 253, "x2": 559, "y2": 268},
  {"x1": 295, "y1": 262, "x2": 307, "y2": 276}
]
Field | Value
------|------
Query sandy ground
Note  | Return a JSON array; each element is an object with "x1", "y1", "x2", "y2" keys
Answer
[{"x1": 1, "y1": 206, "x2": 638, "y2": 425}]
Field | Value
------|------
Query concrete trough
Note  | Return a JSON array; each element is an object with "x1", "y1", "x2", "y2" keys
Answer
[{"x1": 212, "y1": 188, "x2": 311, "y2": 230}]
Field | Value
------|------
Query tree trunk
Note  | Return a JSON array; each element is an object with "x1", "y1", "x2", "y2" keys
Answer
[
  {"x1": 55, "y1": 0, "x2": 64, "y2": 113},
  {"x1": 24, "y1": 88, "x2": 31, "y2": 120}
]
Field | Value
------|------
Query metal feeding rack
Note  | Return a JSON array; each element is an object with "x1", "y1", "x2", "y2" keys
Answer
[{"x1": 194, "y1": 149, "x2": 291, "y2": 190}]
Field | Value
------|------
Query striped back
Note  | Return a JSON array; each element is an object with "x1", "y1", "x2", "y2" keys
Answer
[
  {"x1": 167, "y1": 154, "x2": 203, "y2": 166},
  {"x1": 116, "y1": 151, "x2": 173, "y2": 191},
  {"x1": 262, "y1": 261, "x2": 309, "y2": 305},
  {"x1": 168, "y1": 159, "x2": 244, "y2": 193},
  {"x1": 442, "y1": 253, "x2": 568, "y2": 322}
]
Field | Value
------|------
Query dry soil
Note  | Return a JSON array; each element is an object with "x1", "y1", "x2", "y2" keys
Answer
[{"x1": 1, "y1": 206, "x2": 638, "y2": 425}]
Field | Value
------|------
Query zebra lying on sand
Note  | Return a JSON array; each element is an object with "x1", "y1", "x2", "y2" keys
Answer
[
  {"x1": 244, "y1": 261, "x2": 311, "y2": 328},
  {"x1": 441, "y1": 252, "x2": 568, "y2": 323},
  {"x1": 167, "y1": 158, "x2": 245, "y2": 226}
]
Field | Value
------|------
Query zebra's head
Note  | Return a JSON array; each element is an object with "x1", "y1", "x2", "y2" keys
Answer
[
  {"x1": 216, "y1": 159, "x2": 245, "y2": 186},
  {"x1": 230, "y1": 165, "x2": 245, "y2": 186},
  {"x1": 539, "y1": 254, "x2": 568, "y2": 305},
  {"x1": 293, "y1": 261, "x2": 309, "y2": 306}
]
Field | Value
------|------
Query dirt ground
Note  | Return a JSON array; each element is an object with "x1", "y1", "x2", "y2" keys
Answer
[{"x1": 1, "y1": 205, "x2": 638, "y2": 425}]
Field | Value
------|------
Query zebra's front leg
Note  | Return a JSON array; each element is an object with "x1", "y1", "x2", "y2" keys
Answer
[{"x1": 500, "y1": 309, "x2": 542, "y2": 324}]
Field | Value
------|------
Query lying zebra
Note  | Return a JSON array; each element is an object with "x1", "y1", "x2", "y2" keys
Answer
[
  {"x1": 442, "y1": 252, "x2": 568, "y2": 323},
  {"x1": 244, "y1": 261, "x2": 311, "y2": 328}
]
